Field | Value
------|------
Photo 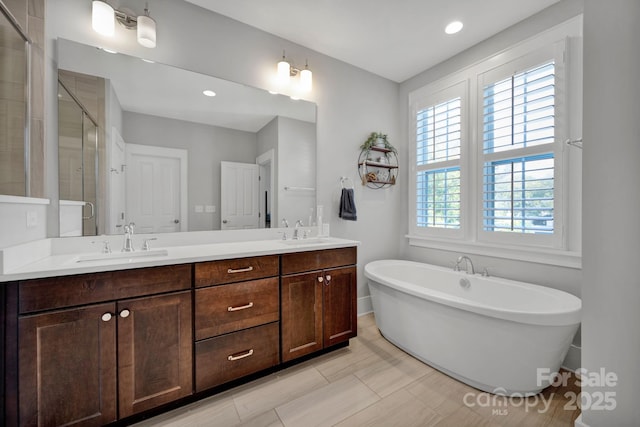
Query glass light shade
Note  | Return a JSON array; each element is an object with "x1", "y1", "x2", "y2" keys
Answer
[
  {"x1": 137, "y1": 14, "x2": 157, "y2": 48},
  {"x1": 277, "y1": 60, "x2": 291, "y2": 85},
  {"x1": 299, "y1": 68, "x2": 312, "y2": 92},
  {"x1": 92, "y1": 1, "x2": 115, "y2": 36}
]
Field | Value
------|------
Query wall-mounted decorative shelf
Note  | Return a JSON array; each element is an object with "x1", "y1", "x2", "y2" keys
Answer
[{"x1": 358, "y1": 146, "x2": 398, "y2": 189}]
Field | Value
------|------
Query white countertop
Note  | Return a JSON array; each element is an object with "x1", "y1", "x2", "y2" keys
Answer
[{"x1": 0, "y1": 235, "x2": 359, "y2": 282}]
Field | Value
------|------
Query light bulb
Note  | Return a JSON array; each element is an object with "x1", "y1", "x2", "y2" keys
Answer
[{"x1": 92, "y1": 1, "x2": 115, "y2": 37}]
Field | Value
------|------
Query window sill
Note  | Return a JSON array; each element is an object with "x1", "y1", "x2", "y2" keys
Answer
[{"x1": 406, "y1": 235, "x2": 581, "y2": 269}]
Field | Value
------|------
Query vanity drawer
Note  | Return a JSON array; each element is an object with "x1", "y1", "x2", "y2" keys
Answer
[
  {"x1": 195, "y1": 277, "x2": 279, "y2": 340},
  {"x1": 281, "y1": 247, "x2": 357, "y2": 275},
  {"x1": 195, "y1": 322, "x2": 279, "y2": 391},
  {"x1": 194, "y1": 255, "x2": 279, "y2": 287},
  {"x1": 19, "y1": 265, "x2": 191, "y2": 314}
]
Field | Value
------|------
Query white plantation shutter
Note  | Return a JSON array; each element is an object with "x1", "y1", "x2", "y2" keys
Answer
[
  {"x1": 481, "y1": 61, "x2": 557, "y2": 236},
  {"x1": 414, "y1": 83, "x2": 465, "y2": 234}
]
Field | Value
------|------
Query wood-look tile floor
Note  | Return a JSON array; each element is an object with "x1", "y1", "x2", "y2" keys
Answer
[{"x1": 135, "y1": 314, "x2": 581, "y2": 427}]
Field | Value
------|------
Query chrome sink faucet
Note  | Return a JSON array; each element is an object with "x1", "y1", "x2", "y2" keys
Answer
[
  {"x1": 454, "y1": 255, "x2": 475, "y2": 275},
  {"x1": 293, "y1": 220, "x2": 304, "y2": 239},
  {"x1": 122, "y1": 222, "x2": 135, "y2": 252}
]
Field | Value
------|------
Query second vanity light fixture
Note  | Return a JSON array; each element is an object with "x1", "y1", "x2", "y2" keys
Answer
[
  {"x1": 92, "y1": 1, "x2": 157, "y2": 48},
  {"x1": 276, "y1": 50, "x2": 313, "y2": 96}
]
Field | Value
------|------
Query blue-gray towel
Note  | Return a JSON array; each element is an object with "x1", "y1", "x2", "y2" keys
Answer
[{"x1": 339, "y1": 188, "x2": 357, "y2": 221}]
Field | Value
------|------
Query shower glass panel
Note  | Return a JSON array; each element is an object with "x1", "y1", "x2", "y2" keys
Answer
[
  {"x1": 0, "y1": 10, "x2": 28, "y2": 196},
  {"x1": 58, "y1": 82, "x2": 98, "y2": 236}
]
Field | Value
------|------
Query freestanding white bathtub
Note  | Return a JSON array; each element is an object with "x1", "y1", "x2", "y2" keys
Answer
[{"x1": 365, "y1": 259, "x2": 581, "y2": 396}]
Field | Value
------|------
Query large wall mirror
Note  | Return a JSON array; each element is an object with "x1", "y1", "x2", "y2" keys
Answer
[{"x1": 56, "y1": 38, "x2": 317, "y2": 237}]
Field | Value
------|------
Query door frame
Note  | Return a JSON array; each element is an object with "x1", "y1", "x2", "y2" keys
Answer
[
  {"x1": 256, "y1": 149, "x2": 275, "y2": 228},
  {"x1": 125, "y1": 143, "x2": 188, "y2": 232}
]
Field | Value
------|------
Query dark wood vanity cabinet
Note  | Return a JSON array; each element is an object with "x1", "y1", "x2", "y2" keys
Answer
[
  {"x1": 281, "y1": 247, "x2": 358, "y2": 362},
  {"x1": 3, "y1": 246, "x2": 357, "y2": 426},
  {"x1": 13, "y1": 265, "x2": 193, "y2": 426}
]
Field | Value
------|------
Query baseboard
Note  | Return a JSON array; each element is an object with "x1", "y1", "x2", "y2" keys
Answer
[
  {"x1": 357, "y1": 295, "x2": 372, "y2": 316},
  {"x1": 574, "y1": 414, "x2": 589, "y2": 427},
  {"x1": 561, "y1": 344, "x2": 581, "y2": 372}
]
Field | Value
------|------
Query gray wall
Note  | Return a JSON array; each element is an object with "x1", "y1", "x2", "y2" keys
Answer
[
  {"x1": 122, "y1": 112, "x2": 258, "y2": 231},
  {"x1": 582, "y1": 0, "x2": 640, "y2": 425}
]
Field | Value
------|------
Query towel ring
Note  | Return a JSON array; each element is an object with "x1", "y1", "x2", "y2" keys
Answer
[{"x1": 340, "y1": 176, "x2": 354, "y2": 189}]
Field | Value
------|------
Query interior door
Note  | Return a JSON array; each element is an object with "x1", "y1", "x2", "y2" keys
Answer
[
  {"x1": 125, "y1": 144, "x2": 187, "y2": 233},
  {"x1": 220, "y1": 161, "x2": 259, "y2": 229}
]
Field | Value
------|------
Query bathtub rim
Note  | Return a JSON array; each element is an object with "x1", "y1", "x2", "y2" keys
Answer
[{"x1": 365, "y1": 259, "x2": 581, "y2": 327}]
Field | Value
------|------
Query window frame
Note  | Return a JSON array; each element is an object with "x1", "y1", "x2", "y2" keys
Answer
[{"x1": 407, "y1": 17, "x2": 582, "y2": 268}]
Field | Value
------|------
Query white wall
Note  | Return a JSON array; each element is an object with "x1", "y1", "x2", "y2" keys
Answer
[
  {"x1": 581, "y1": 1, "x2": 640, "y2": 426},
  {"x1": 45, "y1": 0, "x2": 402, "y2": 310},
  {"x1": 122, "y1": 112, "x2": 258, "y2": 231}
]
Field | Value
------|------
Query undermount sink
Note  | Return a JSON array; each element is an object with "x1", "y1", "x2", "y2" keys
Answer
[
  {"x1": 76, "y1": 249, "x2": 169, "y2": 263},
  {"x1": 280, "y1": 238, "x2": 329, "y2": 245}
]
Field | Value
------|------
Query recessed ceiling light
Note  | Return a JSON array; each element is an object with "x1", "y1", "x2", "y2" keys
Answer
[
  {"x1": 445, "y1": 21, "x2": 463, "y2": 35},
  {"x1": 141, "y1": 58, "x2": 155, "y2": 63},
  {"x1": 99, "y1": 47, "x2": 118, "y2": 54},
  {"x1": 202, "y1": 90, "x2": 216, "y2": 97}
]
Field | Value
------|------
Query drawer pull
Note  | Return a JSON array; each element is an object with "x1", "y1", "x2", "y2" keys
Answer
[
  {"x1": 227, "y1": 266, "x2": 254, "y2": 274},
  {"x1": 228, "y1": 349, "x2": 254, "y2": 361},
  {"x1": 227, "y1": 302, "x2": 254, "y2": 312}
]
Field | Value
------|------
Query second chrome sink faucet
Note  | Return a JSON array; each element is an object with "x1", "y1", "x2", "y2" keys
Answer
[{"x1": 122, "y1": 222, "x2": 135, "y2": 252}]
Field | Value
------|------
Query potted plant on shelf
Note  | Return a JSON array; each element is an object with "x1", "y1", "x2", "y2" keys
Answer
[{"x1": 360, "y1": 132, "x2": 397, "y2": 154}]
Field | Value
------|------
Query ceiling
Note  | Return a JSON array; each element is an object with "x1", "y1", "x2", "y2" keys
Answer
[{"x1": 185, "y1": 0, "x2": 561, "y2": 83}]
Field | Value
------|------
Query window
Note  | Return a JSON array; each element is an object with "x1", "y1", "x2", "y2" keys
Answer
[
  {"x1": 408, "y1": 21, "x2": 582, "y2": 266},
  {"x1": 480, "y1": 61, "x2": 557, "y2": 238},
  {"x1": 412, "y1": 81, "x2": 466, "y2": 238}
]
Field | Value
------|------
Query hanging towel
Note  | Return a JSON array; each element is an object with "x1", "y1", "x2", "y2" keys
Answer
[{"x1": 339, "y1": 188, "x2": 357, "y2": 221}]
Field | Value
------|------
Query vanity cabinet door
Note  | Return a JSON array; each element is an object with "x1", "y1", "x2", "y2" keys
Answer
[
  {"x1": 18, "y1": 303, "x2": 118, "y2": 427},
  {"x1": 322, "y1": 266, "x2": 358, "y2": 347},
  {"x1": 117, "y1": 291, "x2": 192, "y2": 418},
  {"x1": 281, "y1": 271, "x2": 323, "y2": 362}
]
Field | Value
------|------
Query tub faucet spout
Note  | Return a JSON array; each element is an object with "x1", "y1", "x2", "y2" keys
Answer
[{"x1": 455, "y1": 255, "x2": 475, "y2": 275}]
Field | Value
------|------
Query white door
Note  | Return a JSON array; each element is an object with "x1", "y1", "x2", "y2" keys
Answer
[
  {"x1": 126, "y1": 144, "x2": 188, "y2": 233},
  {"x1": 108, "y1": 127, "x2": 126, "y2": 234},
  {"x1": 221, "y1": 161, "x2": 259, "y2": 229}
]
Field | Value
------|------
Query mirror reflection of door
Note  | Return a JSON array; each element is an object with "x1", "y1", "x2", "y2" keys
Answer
[
  {"x1": 125, "y1": 144, "x2": 188, "y2": 233},
  {"x1": 57, "y1": 81, "x2": 98, "y2": 236},
  {"x1": 220, "y1": 161, "x2": 259, "y2": 229}
]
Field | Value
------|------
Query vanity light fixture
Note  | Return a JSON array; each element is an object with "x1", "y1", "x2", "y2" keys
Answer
[
  {"x1": 91, "y1": 1, "x2": 157, "y2": 48},
  {"x1": 275, "y1": 50, "x2": 313, "y2": 96}
]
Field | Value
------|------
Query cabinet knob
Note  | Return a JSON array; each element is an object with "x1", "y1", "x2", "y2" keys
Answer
[
  {"x1": 317, "y1": 276, "x2": 324, "y2": 283},
  {"x1": 325, "y1": 275, "x2": 332, "y2": 285},
  {"x1": 119, "y1": 309, "x2": 131, "y2": 318},
  {"x1": 101, "y1": 312, "x2": 113, "y2": 322}
]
